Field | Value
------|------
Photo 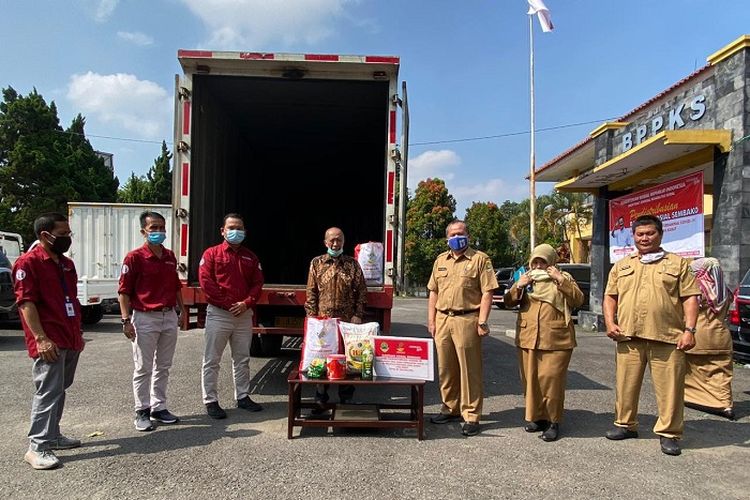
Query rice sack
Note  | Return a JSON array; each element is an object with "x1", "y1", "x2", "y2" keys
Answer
[
  {"x1": 339, "y1": 321, "x2": 379, "y2": 375},
  {"x1": 299, "y1": 317, "x2": 341, "y2": 373}
]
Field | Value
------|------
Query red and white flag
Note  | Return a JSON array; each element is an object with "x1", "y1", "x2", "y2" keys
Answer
[{"x1": 527, "y1": 0, "x2": 554, "y2": 32}]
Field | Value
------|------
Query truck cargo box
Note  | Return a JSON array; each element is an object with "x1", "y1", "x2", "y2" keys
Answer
[{"x1": 173, "y1": 51, "x2": 408, "y2": 353}]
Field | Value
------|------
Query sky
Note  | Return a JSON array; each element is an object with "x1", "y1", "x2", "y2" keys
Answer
[{"x1": 1, "y1": 0, "x2": 749, "y2": 216}]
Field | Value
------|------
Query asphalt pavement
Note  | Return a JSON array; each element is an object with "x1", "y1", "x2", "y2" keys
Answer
[{"x1": 0, "y1": 298, "x2": 749, "y2": 499}]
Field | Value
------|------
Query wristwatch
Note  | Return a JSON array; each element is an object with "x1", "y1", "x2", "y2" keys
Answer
[
  {"x1": 478, "y1": 322, "x2": 490, "y2": 333},
  {"x1": 684, "y1": 326, "x2": 697, "y2": 334},
  {"x1": 121, "y1": 317, "x2": 131, "y2": 325}
]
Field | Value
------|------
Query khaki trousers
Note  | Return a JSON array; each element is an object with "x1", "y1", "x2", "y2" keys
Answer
[
  {"x1": 614, "y1": 338, "x2": 685, "y2": 439},
  {"x1": 202, "y1": 305, "x2": 254, "y2": 404},
  {"x1": 685, "y1": 353, "x2": 733, "y2": 409},
  {"x1": 132, "y1": 309, "x2": 179, "y2": 412},
  {"x1": 434, "y1": 312, "x2": 483, "y2": 423},
  {"x1": 518, "y1": 348, "x2": 573, "y2": 423}
]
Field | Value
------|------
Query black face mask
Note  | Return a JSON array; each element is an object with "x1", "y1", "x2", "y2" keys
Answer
[{"x1": 46, "y1": 234, "x2": 72, "y2": 255}]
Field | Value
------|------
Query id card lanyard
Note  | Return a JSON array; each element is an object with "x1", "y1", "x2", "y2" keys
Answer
[{"x1": 58, "y1": 262, "x2": 76, "y2": 318}]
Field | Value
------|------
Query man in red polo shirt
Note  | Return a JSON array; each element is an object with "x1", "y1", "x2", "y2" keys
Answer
[
  {"x1": 14, "y1": 213, "x2": 83, "y2": 470},
  {"x1": 199, "y1": 213, "x2": 264, "y2": 419},
  {"x1": 118, "y1": 211, "x2": 185, "y2": 432}
]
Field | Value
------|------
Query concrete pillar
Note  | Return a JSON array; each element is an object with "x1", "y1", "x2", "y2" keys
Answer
[{"x1": 579, "y1": 188, "x2": 612, "y2": 331}]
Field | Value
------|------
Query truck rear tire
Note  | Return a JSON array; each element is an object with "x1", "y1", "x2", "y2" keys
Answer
[
  {"x1": 81, "y1": 304, "x2": 104, "y2": 325},
  {"x1": 259, "y1": 334, "x2": 283, "y2": 357}
]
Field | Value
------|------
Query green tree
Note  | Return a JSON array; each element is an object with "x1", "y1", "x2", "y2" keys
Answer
[
  {"x1": 542, "y1": 191, "x2": 593, "y2": 244},
  {"x1": 146, "y1": 141, "x2": 172, "y2": 204},
  {"x1": 0, "y1": 88, "x2": 71, "y2": 243},
  {"x1": 0, "y1": 87, "x2": 120, "y2": 243},
  {"x1": 62, "y1": 114, "x2": 119, "y2": 202},
  {"x1": 117, "y1": 173, "x2": 153, "y2": 203},
  {"x1": 117, "y1": 141, "x2": 173, "y2": 204},
  {"x1": 464, "y1": 201, "x2": 511, "y2": 268},
  {"x1": 404, "y1": 178, "x2": 456, "y2": 286}
]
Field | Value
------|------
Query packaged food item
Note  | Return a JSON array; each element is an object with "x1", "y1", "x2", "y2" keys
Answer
[
  {"x1": 299, "y1": 317, "x2": 341, "y2": 373},
  {"x1": 306, "y1": 358, "x2": 326, "y2": 379},
  {"x1": 354, "y1": 242, "x2": 384, "y2": 285},
  {"x1": 339, "y1": 321, "x2": 379, "y2": 375},
  {"x1": 361, "y1": 345, "x2": 373, "y2": 380},
  {"x1": 326, "y1": 354, "x2": 347, "y2": 380}
]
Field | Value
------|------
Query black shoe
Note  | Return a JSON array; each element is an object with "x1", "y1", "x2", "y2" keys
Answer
[
  {"x1": 524, "y1": 420, "x2": 550, "y2": 433},
  {"x1": 150, "y1": 409, "x2": 179, "y2": 424},
  {"x1": 540, "y1": 423, "x2": 559, "y2": 442},
  {"x1": 430, "y1": 413, "x2": 462, "y2": 424},
  {"x1": 237, "y1": 396, "x2": 263, "y2": 412},
  {"x1": 461, "y1": 422, "x2": 480, "y2": 436},
  {"x1": 310, "y1": 406, "x2": 329, "y2": 417},
  {"x1": 206, "y1": 402, "x2": 227, "y2": 419},
  {"x1": 605, "y1": 427, "x2": 638, "y2": 440},
  {"x1": 720, "y1": 408, "x2": 736, "y2": 421},
  {"x1": 660, "y1": 437, "x2": 681, "y2": 456}
]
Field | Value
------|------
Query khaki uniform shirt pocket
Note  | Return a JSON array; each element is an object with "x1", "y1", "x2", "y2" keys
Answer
[
  {"x1": 460, "y1": 267, "x2": 478, "y2": 288},
  {"x1": 659, "y1": 264, "x2": 680, "y2": 296}
]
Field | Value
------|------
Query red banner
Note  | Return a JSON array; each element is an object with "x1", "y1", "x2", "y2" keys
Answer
[{"x1": 609, "y1": 172, "x2": 704, "y2": 262}]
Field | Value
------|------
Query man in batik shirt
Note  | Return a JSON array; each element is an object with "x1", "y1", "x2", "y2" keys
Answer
[{"x1": 305, "y1": 227, "x2": 367, "y2": 406}]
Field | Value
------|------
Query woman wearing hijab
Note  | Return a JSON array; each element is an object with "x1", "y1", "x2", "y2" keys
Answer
[
  {"x1": 685, "y1": 257, "x2": 735, "y2": 420},
  {"x1": 504, "y1": 244, "x2": 584, "y2": 441}
]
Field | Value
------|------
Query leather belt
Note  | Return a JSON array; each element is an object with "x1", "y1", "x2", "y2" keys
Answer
[
  {"x1": 439, "y1": 308, "x2": 479, "y2": 316},
  {"x1": 137, "y1": 307, "x2": 174, "y2": 313}
]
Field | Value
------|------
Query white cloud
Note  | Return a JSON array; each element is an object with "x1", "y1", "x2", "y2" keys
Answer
[
  {"x1": 66, "y1": 72, "x2": 171, "y2": 139},
  {"x1": 117, "y1": 31, "x2": 154, "y2": 46},
  {"x1": 408, "y1": 149, "x2": 460, "y2": 189},
  {"x1": 94, "y1": 0, "x2": 118, "y2": 22},
  {"x1": 451, "y1": 178, "x2": 530, "y2": 218},
  {"x1": 180, "y1": 0, "x2": 355, "y2": 49},
  {"x1": 452, "y1": 178, "x2": 528, "y2": 203}
]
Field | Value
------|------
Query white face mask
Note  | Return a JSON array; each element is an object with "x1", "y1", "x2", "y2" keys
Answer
[{"x1": 640, "y1": 251, "x2": 665, "y2": 264}]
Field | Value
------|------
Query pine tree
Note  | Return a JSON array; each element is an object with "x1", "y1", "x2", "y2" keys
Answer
[
  {"x1": 0, "y1": 87, "x2": 74, "y2": 243},
  {"x1": 146, "y1": 141, "x2": 172, "y2": 204}
]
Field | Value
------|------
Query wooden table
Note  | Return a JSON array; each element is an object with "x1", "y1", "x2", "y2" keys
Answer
[{"x1": 287, "y1": 370, "x2": 426, "y2": 440}]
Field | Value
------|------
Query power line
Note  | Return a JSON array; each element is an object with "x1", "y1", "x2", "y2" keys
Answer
[
  {"x1": 51, "y1": 116, "x2": 617, "y2": 148},
  {"x1": 408, "y1": 117, "x2": 617, "y2": 146},
  {"x1": 51, "y1": 128, "x2": 168, "y2": 146}
]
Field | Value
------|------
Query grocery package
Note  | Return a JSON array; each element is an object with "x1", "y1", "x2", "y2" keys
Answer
[
  {"x1": 299, "y1": 317, "x2": 341, "y2": 373},
  {"x1": 360, "y1": 344, "x2": 373, "y2": 380},
  {"x1": 306, "y1": 358, "x2": 326, "y2": 378},
  {"x1": 326, "y1": 354, "x2": 347, "y2": 380},
  {"x1": 339, "y1": 321, "x2": 379, "y2": 375},
  {"x1": 354, "y1": 242, "x2": 384, "y2": 286}
]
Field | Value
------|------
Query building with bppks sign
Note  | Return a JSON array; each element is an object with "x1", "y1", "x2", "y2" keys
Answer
[{"x1": 535, "y1": 35, "x2": 750, "y2": 330}]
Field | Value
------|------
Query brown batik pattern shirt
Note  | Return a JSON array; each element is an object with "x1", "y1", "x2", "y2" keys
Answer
[{"x1": 304, "y1": 254, "x2": 367, "y2": 321}]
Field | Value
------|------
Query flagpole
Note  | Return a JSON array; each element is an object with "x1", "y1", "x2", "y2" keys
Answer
[{"x1": 529, "y1": 13, "x2": 537, "y2": 250}]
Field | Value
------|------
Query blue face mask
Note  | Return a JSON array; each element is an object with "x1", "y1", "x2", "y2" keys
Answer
[
  {"x1": 225, "y1": 229, "x2": 246, "y2": 245},
  {"x1": 327, "y1": 247, "x2": 343, "y2": 257},
  {"x1": 447, "y1": 235, "x2": 468, "y2": 251},
  {"x1": 147, "y1": 231, "x2": 166, "y2": 245}
]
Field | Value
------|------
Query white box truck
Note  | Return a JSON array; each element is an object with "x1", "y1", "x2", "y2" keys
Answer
[
  {"x1": 0, "y1": 231, "x2": 24, "y2": 319},
  {"x1": 67, "y1": 202, "x2": 173, "y2": 324},
  {"x1": 172, "y1": 50, "x2": 409, "y2": 356}
]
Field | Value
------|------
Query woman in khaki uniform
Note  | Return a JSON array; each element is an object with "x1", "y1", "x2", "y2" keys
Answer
[
  {"x1": 685, "y1": 257, "x2": 735, "y2": 420},
  {"x1": 504, "y1": 244, "x2": 584, "y2": 442}
]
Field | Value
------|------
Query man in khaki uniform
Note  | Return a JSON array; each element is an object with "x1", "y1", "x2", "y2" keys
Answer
[
  {"x1": 427, "y1": 220, "x2": 498, "y2": 437},
  {"x1": 603, "y1": 214, "x2": 700, "y2": 456}
]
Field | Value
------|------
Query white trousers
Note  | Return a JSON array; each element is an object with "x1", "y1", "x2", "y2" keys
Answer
[
  {"x1": 132, "y1": 309, "x2": 179, "y2": 412},
  {"x1": 202, "y1": 304, "x2": 254, "y2": 404}
]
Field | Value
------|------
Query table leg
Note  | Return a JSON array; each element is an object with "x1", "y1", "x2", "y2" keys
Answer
[
  {"x1": 417, "y1": 385, "x2": 424, "y2": 441},
  {"x1": 287, "y1": 381, "x2": 295, "y2": 439}
]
